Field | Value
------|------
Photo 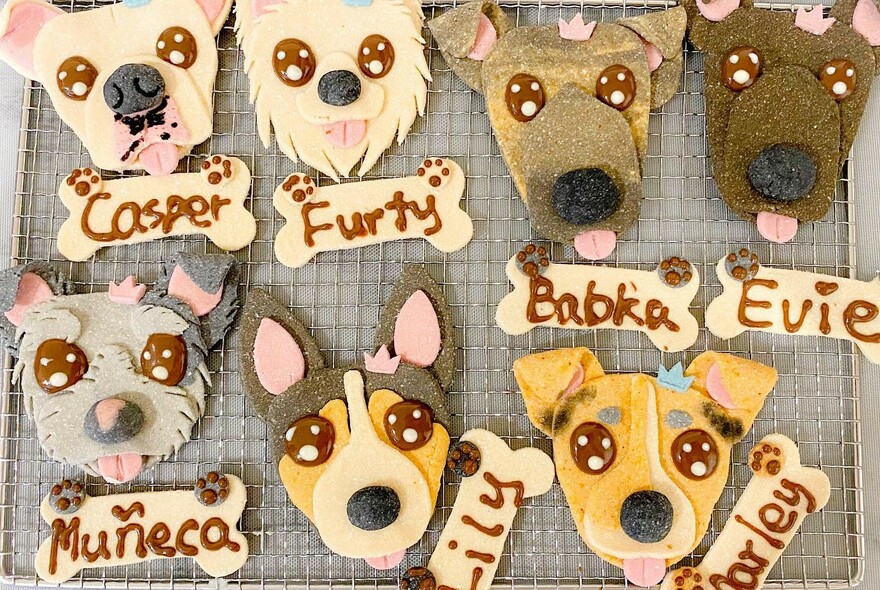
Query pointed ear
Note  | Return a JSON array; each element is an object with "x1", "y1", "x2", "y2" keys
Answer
[
  {"x1": 238, "y1": 289, "x2": 325, "y2": 420},
  {"x1": 831, "y1": 0, "x2": 880, "y2": 74},
  {"x1": 193, "y1": 0, "x2": 233, "y2": 35},
  {"x1": 0, "y1": 0, "x2": 64, "y2": 80},
  {"x1": 679, "y1": 0, "x2": 750, "y2": 51},
  {"x1": 618, "y1": 7, "x2": 687, "y2": 108},
  {"x1": 0, "y1": 262, "x2": 70, "y2": 354}
]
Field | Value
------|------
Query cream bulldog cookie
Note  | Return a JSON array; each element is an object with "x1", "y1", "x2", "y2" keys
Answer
[
  {"x1": 37, "y1": 471, "x2": 248, "y2": 582},
  {"x1": 58, "y1": 156, "x2": 256, "y2": 261},
  {"x1": 235, "y1": 0, "x2": 430, "y2": 180},
  {"x1": 514, "y1": 347, "x2": 777, "y2": 587},
  {"x1": 273, "y1": 158, "x2": 471, "y2": 267},
  {"x1": 661, "y1": 434, "x2": 830, "y2": 590},
  {"x1": 0, "y1": 254, "x2": 239, "y2": 483},
  {"x1": 496, "y1": 245, "x2": 699, "y2": 352},
  {"x1": 707, "y1": 249, "x2": 880, "y2": 363},
  {"x1": 237, "y1": 266, "x2": 455, "y2": 569},
  {"x1": 0, "y1": 0, "x2": 232, "y2": 176}
]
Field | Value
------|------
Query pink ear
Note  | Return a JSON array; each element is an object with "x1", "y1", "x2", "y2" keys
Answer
[
  {"x1": 561, "y1": 363, "x2": 585, "y2": 398},
  {"x1": 695, "y1": 0, "x2": 741, "y2": 22},
  {"x1": 393, "y1": 290, "x2": 442, "y2": 368},
  {"x1": 706, "y1": 362, "x2": 736, "y2": 409},
  {"x1": 853, "y1": 0, "x2": 880, "y2": 46},
  {"x1": 0, "y1": 0, "x2": 63, "y2": 79},
  {"x1": 467, "y1": 13, "x2": 497, "y2": 60},
  {"x1": 252, "y1": 0, "x2": 285, "y2": 18},
  {"x1": 192, "y1": 0, "x2": 230, "y2": 33},
  {"x1": 167, "y1": 267, "x2": 223, "y2": 317},
  {"x1": 4, "y1": 272, "x2": 53, "y2": 326},
  {"x1": 642, "y1": 38, "x2": 663, "y2": 72},
  {"x1": 254, "y1": 318, "x2": 306, "y2": 395}
]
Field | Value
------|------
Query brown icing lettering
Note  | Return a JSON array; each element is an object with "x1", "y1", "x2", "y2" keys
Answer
[
  {"x1": 527, "y1": 275, "x2": 583, "y2": 325},
  {"x1": 448, "y1": 540, "x2": 458, "y2": 550},
  {"x1": 480, "y1": 473, "x2": 525, "y2": 509},
  {"x1": 437, "y1": 568, "x2": 484, "y2": 590},
  {"x1": 384, "y1": 400, "x2": 434, "y2": 451},
  {"x1": 774, "y1": 479, "x2": 818, "y2": 513},
  {"x1": 302, "y1": 201, "x2": 334, "y2": 247},
  {"x1": 733, "y1": 515, "x2": 785, "y2": 550},
  {"x1": 758, "y1": 503, "x2": 797, "y2": 534},
  {"x1": 820, "y1": 302, "x2": 832, "y2": 335},
  {"x1": 116, "y1": 523, "x2": 148, "y2": 558},
  {"x1": 782, "y1": 299, "x2": 813, "y2": 333},
  {"x1": 815, "y1": 281, "x2": 839, "y2": 296},
  {"x1": 338, "y1": 213, "x2": 370, "y2": 240},
  {"x1": 385, "y1": 191, "x2": 442, "y2": 235},
  {"x1": 175, "y1": 518, "x2": 200, "y2": 556},
  {"x1": 646, "y1": 299, "x2": 680, "y2": 331},
  {"x1": 141, "y1": 334, "x2": 187, "y2": 386},
  {"x1": 844, "y1": 300, "x2": 880, "y2": 342},
  {"x1": 112, "y1": 502, "x2": 145, "y2": 521},
  {"x1": 465, "y1": 550, "x2": 496, "y2": 564},
  {"x1": 585, "y1": 281, "x2": 613, "y2": 325},
  {"x1": 612, "y1": 283, "x2": 644, "y2": 327},
  {"x1": 200, "y1": 517, "x2": 242, "y2": 552},
  {"x1": 49, "y1": 517, "x2": 80, "y2": 575},
  {"x1": 34, "y1": 339, "x2": 88, "y2": 394},
  {"x1": 708, "y1": 540, "x2": 769, "y2": 590},
  {"x1": 737, "y1": 279, "x2": 778, "y2": 328},
  {"x1": 146, "y1": 522, "x2": 176, "y2": 557},
  {"x1": 461, "y1": 515, "x2": 504, "y2": 537},
  {"x1": 82, "y1": 531, "x2": 110, "y2": 562}
]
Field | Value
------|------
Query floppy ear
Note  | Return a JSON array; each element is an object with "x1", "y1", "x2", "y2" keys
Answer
[
  {"x1": 0, "y1": 0, "x2": 63, "y2": 80},
  {"x1": 238, "y1": 289, "x2": 325, "y2": 420},
  {"x1": 0, "y1": 262, "x2": 71, "y2": 355},
  {"x1": 680, "y1": 0, "x2": 752, "y2": 51},
  {"x1": 618, "y1": 7, "x2": 687, "y2": 108},
  {"x1": 192, "y1": 0, "x2": 233, "y2": 36},
  {"x1": 513, "y1": 347, "x2": 605, "y2": 437}
]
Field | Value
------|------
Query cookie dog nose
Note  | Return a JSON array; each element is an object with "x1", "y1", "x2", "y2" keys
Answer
[
  {"x1": 318, "y1": 70, "x2": 362, "y2": 106},
  {"x1": 747, "y1": 145, "x2": 816, "y2": 202},
  {"x1": 103, "y1": 64, "x2": 166, "y2": 116},
  {"x1": 84, "y1": 398, "x2": 145, "y2": 444},
  {"x1": 552, "y1": 168, "x2": 621, "y2": 225},
  {"x1": 620, "y1": 490, "x2": 674, "y2": 544},
  {"x1": 347, "y1": 486, "x2": 401, "y2": 531}
]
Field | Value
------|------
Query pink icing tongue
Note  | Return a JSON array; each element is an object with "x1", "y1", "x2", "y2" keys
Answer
[
  {"x1": 139, "y1": 143, "x2": 181, "y2": 176},
  {"x1": 756, "y1": 211, "x2": 798, "y2": 243},
  {"x1": 574, "y1": 230, "x2": 617, "y2": 260},
  {"x1": 97, "y1": 453, "x2": 144, "y2": 484},
  {"x1": 323, "y1": 120, "x2": 367, "y2": 149},
  {"x1": 467, "y1": 13, "x2": 497, "y2": 60},
  {"x1": 623, "y1": 557, "x2": 667, "y2": 587},
  {"x1": 364, "y1": 549, "x2": 406, "y2": 570}
]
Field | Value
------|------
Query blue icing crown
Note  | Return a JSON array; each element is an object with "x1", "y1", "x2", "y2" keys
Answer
[
  {"x1": 123, "y1": 0, "x2": 153, "y2": 7},
  {"x1": 657, "y1": 362, "x2": 694, "y2": 393}
]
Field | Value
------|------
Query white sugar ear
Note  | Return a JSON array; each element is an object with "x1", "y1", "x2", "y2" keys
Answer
[
  {"x1": 852, "y1": 0, "x2": 880, "y2": 46},
  {"x1": 193, "y1": 0, "x2": 234, "y2": 35},
  {"x1": 0, "y1": 0, "x2": 64, "y2": 80}
]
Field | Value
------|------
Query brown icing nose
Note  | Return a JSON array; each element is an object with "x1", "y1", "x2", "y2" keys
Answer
[
  {"x1": 552, "y1": 168, "x2": 621, "y2": 225},
  {"x1": 747, "y1": 145, "x2": 816, "y2": 202},
  {"x1": 84, "y1": 398, "x2": 145, "y2": 444}
]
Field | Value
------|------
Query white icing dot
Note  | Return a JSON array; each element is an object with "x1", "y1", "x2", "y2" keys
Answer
[
  {"x1": 40, "y1": 357, "x2": 50, "y2": 367},
  {"x1": 162, "y1": 349, "x2": 172, "y2": 359},
  {"x1": 530, "y1": 81, "x2": 539, "y2": 91},
  {"x1": 520, "y1": 101, "x2": 537, "y2": 117},
  {"x1": 378, "y1": 42, "x2": 386, "y2": 51},
  {"x1": 600, "y1": 76, "x2": 608, "y2": 84},
  {"x1": 286, "y1": 64, "x2": 303, "y2": 81},
  {"x1": 299, "y1": 49, "x2": 309, "y2": 58},
  {"x1": 748, "y1": 52, "x2": 758, "y2": 64},
  {"x1": 510, "y1": 83, "x2": 521, "y2": 93},
  {"x1": 174, "y1": 33, "x2": 185, "y2": 43},
  {"x1": 310, "y1": 424, "x2": 320, "y2": 435},
  {"x1": 363, "y1": 47, "x2": 370, "y2": 55},
  {"x1": 152, "y1": 366, "x2": 170, "y2": 381},
  {"x1": 388, "y1": 414, "x2": 397, "y2": 425},
  {"x1": 729, "y1": 54, "x2": 739, "y2": 64},
  {"x1": 690, "y1": 461, "x2": 708, "y2": 477},
  {"x1": 143, "y1": 351, "x2": 152, "y2": 360},
  {"x1": 66, "y1": 353, "x2": 76, "y2": 363},
  {"x1": 847, "y1": 68, "x2": 854, "y2": 77},
  {"x1": 610, "y1": 90, "x2": 625, "y2": 105},
  {"x1": 170, "y1": 50, "x2": 186, "y2": 65},
  {"x1": 48, "y1": 372, "x2": 68, "y2": 388},
  {"x1": 158, "y1": 41, "x2": 167, "y2": 50},
  {"x1": 701, "y1": 442, "x2": 711, "y2": 452},
  {"x1": 732, "y1": 69, "x2": 751, "y2": 85},
  {"x1": 587, "y1": 456, "x2": 604, "y2": 471},
  {"x1": 682, "y1": 443, "x2": 693, "y2": 453},
  {"x1": 76, "y1": 64, "x2": 86, "y2": 72},
  {"x1": 369, "y1": 60, "x2": 384, "y2": 75},
  {"x1": 833, "y1": 81, "x2": 848, "y2": 95},
  {"x1": 72, "y1": 82, "x2": 89, "y2": 97},
  {"x1": 58, "y1": 72, "x2": 68, "y2": 81},
  {"x1": 277, "y1": 51, "x2": 286, "y2": 60},
  {"x1": 298, "y1": 444, "x2": 319, "y2": 462},
  {"x1": 617, "y1": 72, "x2": 626, "y2": 81},
  {"x1": 285, "y1": 426, "x2": 296, "y2": 441},
  {"x1": 827, "y1": 66, "x2": 836, "y2": 75},
  {"x1": 413, "y1": 409, "x2": 422, "y2": 419},
  {"x1": 403, "y1": 428, "x2": 419, "y2": 443},
  {"x1": 577, "y1": 435, "x2": 588, "y2": 446},
  {"x1": 601, "y1": 437, "x2": 612, "y2": 449}
]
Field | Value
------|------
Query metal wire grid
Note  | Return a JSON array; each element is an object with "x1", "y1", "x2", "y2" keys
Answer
[{"x1": 0, "y1": 0, "x2": 864, "y2": 587}]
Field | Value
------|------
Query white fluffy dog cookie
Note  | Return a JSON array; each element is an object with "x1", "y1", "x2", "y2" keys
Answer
[
  {"x1": 0, "y1": 0, "x2": 232, "y2": 176},
  {"x1": 235, "y1": 0, "x2": 431, "y2": 180},
  {"x1": 58, "y1": 155, "x2": 257, "y2": 261}
]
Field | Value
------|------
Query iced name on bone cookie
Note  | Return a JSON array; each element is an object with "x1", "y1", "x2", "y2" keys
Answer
[
  {"x1": 661, "y1": 434, "x2": 830, "y2": 590},
  {"x1": 36, "y1": 472, "x2": 248, "y2": 582},
  {"x1": 273, "y1": 158, "x2": 471, "y2": 268},
  {"x1": 496, "y1": 245, "x2": 699, "y2": 352},
  {"x1": 400, "y1": 429, "x2": 554, "y2": 590},
  {"x1": 58, "y1": 156, "x2": 256, "y2": 261},
  {"x1": 706, "y1": 249, "x2": 880, "y2": 363}
]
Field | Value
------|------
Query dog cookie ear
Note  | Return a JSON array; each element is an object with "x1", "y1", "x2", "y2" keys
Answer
[
  {"x1": 680, "y1": 0, "x2": 752, "y2": 51},
  {"x1": 0, "y1": 262, "x2": 70, "y2": 354},
  {"x1": 831, "y1": 0, "x2": 880, "y2": 74},
  {"x1": 0, "y1": 0, "x2": 64, "y2": 80},
  {"x1": 618, "y1": 7, "x2": 687, "y2": 108},
  {"x1": 192, "y1": 0, "x2": 233, "y2": 35}
]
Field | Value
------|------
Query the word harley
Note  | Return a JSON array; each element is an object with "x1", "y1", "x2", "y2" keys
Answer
[
  {"x1": 57, "y1": 156, "x2": 256, "y2": 261},
  {"x1": 496, "y1": 245, "x2": 700, "y2": 352},
  {"x1": 36, "y1": 472, "x2": 249, "y2": 582},
  {"x1": 272, "y1": 158, "x2": 472, "y2": 268},
  {"x1": 660, "y1": 434, "x2": 830, "y2": 590},
  {"x1": 706, "y1": 249, "x2": 880, "y2": 363}
]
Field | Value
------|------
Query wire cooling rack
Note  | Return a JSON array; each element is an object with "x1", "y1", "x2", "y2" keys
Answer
[{"x1": 0, "y1": 0, "x2": 864, "y2": 588}]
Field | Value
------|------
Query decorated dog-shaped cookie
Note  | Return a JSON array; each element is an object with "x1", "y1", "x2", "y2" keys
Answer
[
  {"x1": 429, "y1": 3, "x2": 686, "y2": 260},
  {"x1": 238, "y1": 266, "x2": 454, "y2": 569},
  {"x1": 235, "y1": 0, "x2": 430, "y2": 180},
  {"x1": 0, "y1": 0, "x2": 232, "y2": 176},
  {"x1": 682, "y1": 0, "x2": 880, "y2": 243},
  {"x1": 0, "y1": 253, "x2": 239, "y2": 484},
  {"x1": 514, "y1": 347, "x2": 777, "y2": 587}
]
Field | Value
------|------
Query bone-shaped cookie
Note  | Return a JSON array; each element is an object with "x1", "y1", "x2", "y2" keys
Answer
[
  {"x1": 402, "y1": 429, "x2": 554, "y2": 590},
  {"x1": 36, "y1": 472, "x2": 249, "y2": 582},
  {"x1": 496, "y1": 244, "x2": 700, "y2": 352},
  {"x1": 660, "y1": 434, "x2": 830, "y2": 590},
  {"x1": 57, "y1": 156, "x2": 256, "y2": 261},
  {"x1": 272, "y1": 158, "x2": 472, "y2": 268}
]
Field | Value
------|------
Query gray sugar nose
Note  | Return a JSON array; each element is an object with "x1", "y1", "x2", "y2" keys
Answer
[
  {"x1": 619, "y1": 490, "x2": 674, "y2": 544},
  {"x1": 346, "y1": 486, "x2": 401, "y2": 531},
  {"x1": 103, "y1": 63, "x2": 166, "y2": 116},
  {"x1": 747, "y1": 144, "x2": 816, "y2": 202},
  {"x1": 317, "y1": 70, "x2": 362, "y2": 107},
  {"x1": 552, "y1": 167, "x2": 621, "y2": 225},
  {"x1": 84, "y1": 398, "x2": 145, "y2": 444}
]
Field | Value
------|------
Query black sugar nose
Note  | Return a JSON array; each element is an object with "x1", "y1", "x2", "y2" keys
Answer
[
  {"x1": 346, "y1": 486, "x2": 401, "y2": 531},
  {"x1": 84, "y1": 398, "x2": 145, "y2": 444},
  {"x1": 552, "y1": 168, "x2": 621, "y2": 225},
  {"x1": 619, "y1": 490, "x2": 674, "y2": 544},
  {"x1": 318, "y1": 70, "x2": 362, "y2": 107},
  {"x1": 103, "y1": 63, "x2": 166, "y2": 116},
  {"x1": 747, "y1": 145, "x2": 816, "y2": 202}
]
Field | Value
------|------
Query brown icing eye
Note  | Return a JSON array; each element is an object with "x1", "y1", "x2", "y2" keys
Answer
[
  {"x1": 672, "y1": 430, "x2": 719, "y2": 480},
  {"x1": 819, "y1": 59, "x2": 856, "y2": 101},
  {"x1": 384, "y1": 400, "x2": 434, "y2": 451},
  {"x1": 358, "y1": 35, "x2": 394, "y2": 79},
  {"x1": 274, "y1": 39, "x2": 316, "y2": 87},
  {"x1": 157, "y1": 27, "x2": 198, "y2": 69},
  {"x1": 285, "y1": 416, "x2": 335, "y2": 466},
  {"x1": 34, "y1": 339, "x2": 88, "y2": 394},
  {"x1": 596, "y1": 65, "x2": 636, "y2": 111},
  {"x1": 570, "y1": 422, "x2": 616, "y2": 474},
  {"x1": 505, "y1": 73, "x2": 545, "y2": 122},
  {"x1": 141, "y1": 334, "x2": 187, "y2": 386},
  {"x1": 722, "y1": 46, "x2": 763, "y2": 91},
  {"x1": 56, "y1": 57, "x2": 97, "y2": 101}
]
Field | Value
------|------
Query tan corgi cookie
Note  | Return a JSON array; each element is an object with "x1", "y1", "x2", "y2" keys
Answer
[{"x1": 514, "y1": 347, "x2": 777, "y2": 587}]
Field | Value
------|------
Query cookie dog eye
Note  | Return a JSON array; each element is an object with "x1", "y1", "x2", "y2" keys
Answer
[
  {"x1": 141, "y1": 334, "x2": 187, "y2": 386},
  {"x1": 384, "y1": 400, "x2": 434, "y2": 450},
  {"x1": 596, "y1": 65, "x2": 636, "y2": 110},
  {"x1": 285, "y1": 416, "x2": 335, "y2": 466},
  {"x1": 722, "y1": 46, "x2": 763, "y2": 91},
  {"x1": 57, "y1": 57, "x2": 98, "y2": 101},
  {"x1": 274, "y1": 39, "x2": 316, "y2": 87},
  {"x1": 570, "y1": 422, "x2": 616, "y2": 474},
  {"x1": 34, "y1": 339, "x2": 88, "y2": 394},
  {"x1": 505, "y1": 73, "x2": 545, "y2": 122},
  {"x1": 358, "y1": 35, "x2": 395, "y2": 79},
  {"x1": 157, "y1": 27, "x2": 198, "y2": 69},
  {"x1": 819, "y1": 59, "x2": 856, "y2": 101},
  {"x1": 672, "y1": 430, "x2": 719, "y2": 480}
]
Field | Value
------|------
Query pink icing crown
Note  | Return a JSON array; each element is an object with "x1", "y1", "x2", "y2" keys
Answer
[
  {"x1": 558, "y1": 13, "x2": 597, "y2": 41},
  {"x1": 108, "y1": 276, "x2": 147, "y2": 305},
  {"x1": 364, "y1": 345, "x2": 402, "y2": 375},
  {"x1": 795, "y1": 5, "x2": 836, "y2": 35}
]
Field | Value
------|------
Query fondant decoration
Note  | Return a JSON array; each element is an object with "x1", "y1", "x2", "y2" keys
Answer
[
  {"x1": 0, "y1": 0, "x2": 232, "y2": 175},
  {"x1": 657, "y1": 362, "x2": 695, "y2": 392},
  {"x1": 495, "y1": 245, "x2": 699, "y2": 352},
  {"x1": 682, "y1": 0, "x2": 880, "y2": 243},
  {"x1": 429, "y1": 4, "x2": 687, "y2": 260},
  {"x1": 0, "y1": 254, "x2": 239, "y2": 483},
  {"x1": 514, "y1": 347, "x2": 777, "y2": 587},
  {"x1": 400, "y1": 429, "x2": 554, "y2": 590},
  {"x1": 36, "y1": 472, "x2": 248, "y2": 582},
  {"x1": 235, "y1": 0, "x2": 430, "y2": 180},
  {"x1": 57, "y1": 156, "x2": 256, "y2": 261},
  {"x1": 237, "y1": 266, "x2": 455, "y2": 569},
  {"x1": 272, "y1": 158, "x2": 471, "y2": 268},
  {"x1": 707, "y1": 249, "x2": 880, "y2": 363},
  {"x1": 660, "y1": 435, "x2": 830, "y2": 590}
]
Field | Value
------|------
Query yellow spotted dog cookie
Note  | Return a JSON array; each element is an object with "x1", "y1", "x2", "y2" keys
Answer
[{"x1": 513, "y1": 347, "x2": 777, "y2": 587}]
